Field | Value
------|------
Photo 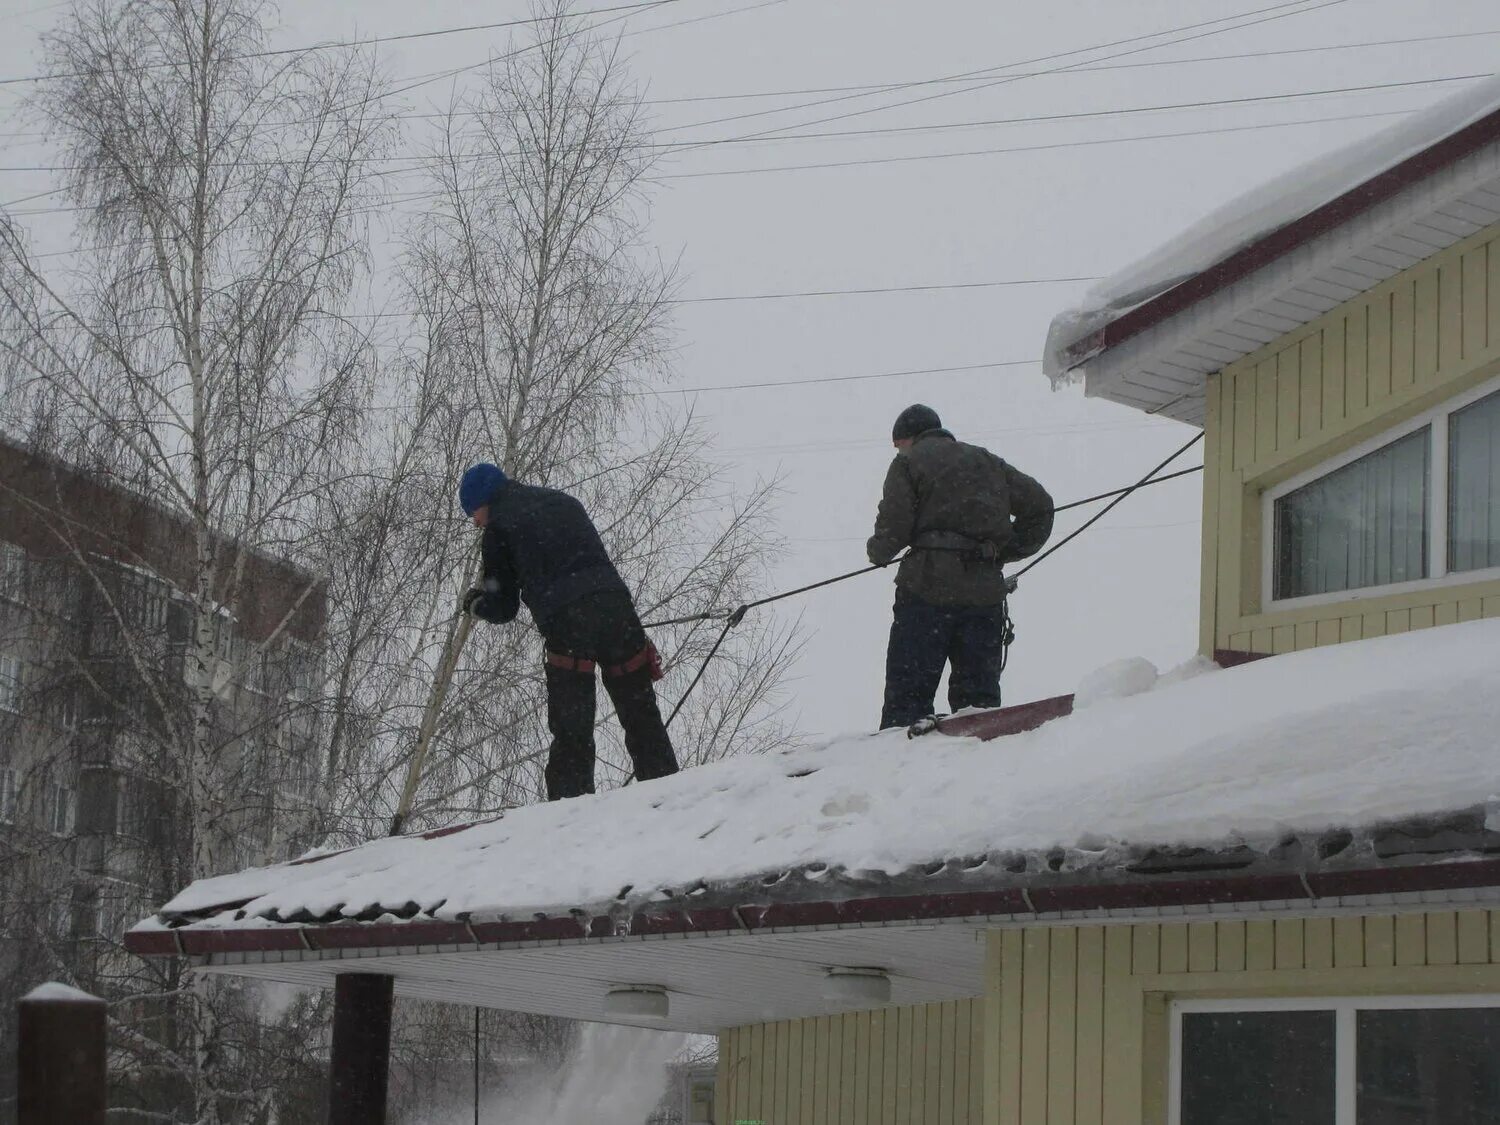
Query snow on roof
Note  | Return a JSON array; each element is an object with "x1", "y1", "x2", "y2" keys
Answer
[
  {"x1": 1043, "y1": 73, "x2": 1500, "y2": 383},
  {"x1": 142, "y1": 619, "x2": 1500, "y2": 935}
]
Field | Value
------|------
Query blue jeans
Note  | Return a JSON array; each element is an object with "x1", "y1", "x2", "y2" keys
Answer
[{"x1": 880, "y1": 588, "x2": 1007, "y2": 729}]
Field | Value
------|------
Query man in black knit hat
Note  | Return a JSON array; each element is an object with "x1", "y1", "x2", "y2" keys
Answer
[{"x1": 867, "y1": 404, "x2": 1055, "y2": 729}]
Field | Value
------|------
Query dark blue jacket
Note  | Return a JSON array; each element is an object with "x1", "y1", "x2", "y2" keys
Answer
[{"x1": 471, "y1": 479, "x2": 629, "y2": 633}]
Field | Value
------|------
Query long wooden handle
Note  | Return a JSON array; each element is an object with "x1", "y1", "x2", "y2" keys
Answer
[{"x1": 389, "y1": 605, "x2": 476, "y2": 837}]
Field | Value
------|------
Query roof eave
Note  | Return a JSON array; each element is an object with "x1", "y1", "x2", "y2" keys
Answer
[
  {"x1": 1095, "y1": 104, "x2": 1500, "y2": 362},
  {"x1": 1063, "y1": 105, "x2": 1500, "y2": 423},
  {"x1": 124, "y1": 847, "x2": 1500, "y2": 961}
]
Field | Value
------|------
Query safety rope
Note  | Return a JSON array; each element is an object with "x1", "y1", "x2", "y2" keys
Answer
[
  {"x1": 1012, "y1": 430, "x2": 1204, "y2": 579},
  {"x1": 653, "y1": 434, "x2": 1205, "y2": 724}
]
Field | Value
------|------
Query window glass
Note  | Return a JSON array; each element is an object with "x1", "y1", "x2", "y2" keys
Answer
[
  {"x1": 0, "y1": 654, "x2": 23, "y2": 713},
  {"x1": 1181, "y1": 1009, "x2": 1336, "y2": 1125},
  {"x1": 1357, "y1": 1007, "x2": 1500, "y2": 1124},
  {"x1": 0, "y1": 542, "x2": 24, "y2": 601},
  {"x1": 1449, "y1": 389, "x2": 1500, "y2": 574},
  {"x1": 1275, "y1": 428, "x2": 1430, "y2": 599}
]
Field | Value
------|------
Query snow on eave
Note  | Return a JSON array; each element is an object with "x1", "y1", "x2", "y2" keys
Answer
[
  {"x1": 129, "y1": 619, "x2": 1500, "y2": 948},
  {"x1": 1044, "y1": 73, "x2": 1500, "y2": 386}
]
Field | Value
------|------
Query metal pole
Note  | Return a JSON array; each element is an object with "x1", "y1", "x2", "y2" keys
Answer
[
  {"x1": 473, "y1": 1007, "x2": 480, "y2": 1125},
  {"x1": 327, "y1": 973, "x2": 394, "y2": 1125},
  {"x1": 18, "y1": 983, "x2": 107, "y2": 1125}
]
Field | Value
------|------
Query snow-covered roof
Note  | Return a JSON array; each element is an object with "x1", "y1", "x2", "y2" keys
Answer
[
  {"x1": 1045, "y1": 74, "x2": 1500, "y2": 425},
  {"x1": 122, "y1": 620, "x2": 1500, "y2": 1030},
  {"x1": 135, "y1": 619, "x2": 1500, "y2": 939}
]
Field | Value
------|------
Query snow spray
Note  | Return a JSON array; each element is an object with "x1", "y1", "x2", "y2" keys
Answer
[{"x1": 421, "y1": 1023, "x2": 689, "y2": 1124}]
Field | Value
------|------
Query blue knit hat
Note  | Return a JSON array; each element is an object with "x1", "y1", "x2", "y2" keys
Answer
[{"x1": 458, "y1": 463, "x2": 506, "y2": 516}]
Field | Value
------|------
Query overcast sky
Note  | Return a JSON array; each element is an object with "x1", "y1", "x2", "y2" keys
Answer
[{"x1": 2, "y1": 0, "x2": 1495, "y2": 739}]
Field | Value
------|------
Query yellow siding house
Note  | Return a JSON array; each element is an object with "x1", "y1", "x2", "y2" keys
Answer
[{"x1": 714, "y1": 78, "x2": 1500, "y2": 1125}]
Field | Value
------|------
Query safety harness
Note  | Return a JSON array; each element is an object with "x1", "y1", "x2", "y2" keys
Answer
[
  {"x1": 907, "y1": 530, "x2": 1017, "y2": 671},
  {"x1": 545, "y1": 641, "x2": 665, "y2": 681}
]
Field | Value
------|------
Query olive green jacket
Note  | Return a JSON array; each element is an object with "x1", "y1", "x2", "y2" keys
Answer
[{"x1": 866, "y1": 429, "x2": 1055, "y2": 607}]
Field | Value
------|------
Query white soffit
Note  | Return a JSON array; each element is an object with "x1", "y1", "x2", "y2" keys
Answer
[
  {"x1": 1083, "y1": 142, "x2": 1500, "y2": 427},
  {"x1": 201, "y1": 922, "x2": 989, "y2": 1034}
]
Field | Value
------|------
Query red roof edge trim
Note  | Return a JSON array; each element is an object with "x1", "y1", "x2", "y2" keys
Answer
[
  {"x1": 1028, "y1": 872, "x2": 1307, "y2": 913},
  {"x1": 123, "y1": 856, "x2": 1500, "y2": 960},
  {"x1": 123, "y1": 930, "x2": 182, "y2": 957},
  {"x1": 933, "y1": 694, "x2": 1074, "y2": 741},
  {"x1": 1212, "y1": 648, "x2": 1273, "y2": 669},
  {"x1": 1308, "y1": 856, "x2": 1500, "y2": 898},
  {"x1": 934, "y1": 651, "x2": 1274, "y2": 742},
  {"x1": 303, "y1": 921, "x2": 475, "y2": 951},
  {"x1": 1090, "y1": 106, "x2": 1500, "y2": 362}
]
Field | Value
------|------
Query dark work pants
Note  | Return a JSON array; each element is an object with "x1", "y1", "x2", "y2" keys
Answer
[
  {"x1": 542, "y1": 590, "x2": 679, "y2": 800},
  {"x1": 880, "y1": 588, "x2": 1007, "y2": 730}
]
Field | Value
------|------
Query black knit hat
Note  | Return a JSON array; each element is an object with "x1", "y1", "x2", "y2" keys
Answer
[{"x1": 892, "y1": 403, "x2": 942, "y2": 441}]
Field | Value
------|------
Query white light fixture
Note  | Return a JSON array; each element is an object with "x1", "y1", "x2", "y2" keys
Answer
[
  {"x1": 604, "y1": 984, "x2": 670, "y2": 1020},
  {"x1": 823, "y1": 967, "x2": 892, "y2": 1004}
]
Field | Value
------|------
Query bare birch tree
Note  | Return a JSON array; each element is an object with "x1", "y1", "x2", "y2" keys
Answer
[
  {"x1": 0, "y1": 0, "x2": 393, "y2": 1118},
  {"x1": 291, "y1": 0, "x2": 801, "y2": 842}
]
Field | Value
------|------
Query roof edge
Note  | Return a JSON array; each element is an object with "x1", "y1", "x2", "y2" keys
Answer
[
  {"x1": 1072, "y1": 104, "x2": 1500, "y2": 369},
  {"x1": 124, "y1": 851, "x2": 1500, "y2": 960}
]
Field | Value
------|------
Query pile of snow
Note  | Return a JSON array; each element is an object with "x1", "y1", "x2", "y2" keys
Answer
[
  {"x1": 1043, "y1": 73, "x2": 1500, "y2": 382},
  {"x1": 23, "y1": 982, "x2": 99, "y2": 1003},
  {"x1": 1073, "y1": 656, "x2": 1159, "y2": 708},
  {"x1": 147, "y1": 619, "x2": 1500, "y2": 931}
]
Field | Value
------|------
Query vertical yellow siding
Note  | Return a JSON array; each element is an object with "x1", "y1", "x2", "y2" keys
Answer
[
  {"x1": 717, "y1": 997, "x2": 983, "y2": 1124},
  {"x1": 1201, "y1": 224, "x2": 1500, "y2": 654},
  {"x1": 983, "y1": 911, "x2": 1500, "y2": 1124}
]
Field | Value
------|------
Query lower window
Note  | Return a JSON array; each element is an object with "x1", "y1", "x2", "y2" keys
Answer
[{"x1": 1173, "y1": 996, "x2": 1500, "y2": 1125}]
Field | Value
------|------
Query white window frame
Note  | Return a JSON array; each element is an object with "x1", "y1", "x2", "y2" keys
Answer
[
  {"x1": 1169, "y1": 992, "x2": 1500, "y2": 1125},
  {"x1": 1263, "y1": 373, "x2": 1500, "y2": 610}
]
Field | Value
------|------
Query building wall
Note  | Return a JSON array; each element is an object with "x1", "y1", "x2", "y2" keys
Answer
[
  {"x1": 717, "y1": 998, "x2": 984, "y2": 1124},
  {"x1": 1200, "y1": 221, "x2": 1500, "y2": 655},
  {"x1": 984, "y1": 910, "x2": 1500, "y2": 1125}
]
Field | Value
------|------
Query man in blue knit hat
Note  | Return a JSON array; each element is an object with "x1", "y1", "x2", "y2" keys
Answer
[{"x1": 458, "y1": 463, "x2": 678, "y2": 800}]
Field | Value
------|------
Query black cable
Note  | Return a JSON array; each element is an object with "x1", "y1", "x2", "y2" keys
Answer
[
  {"x1": 1013, "y1": 431, "x2": 1206, "y2": 579},
  {"x1": 643, "y1": 455, "x2": 1204, "y2": 628},
  {"x1": 1054, "y1": 464, "x2": 1203, "y2": 512},
  {"x1": 664, "y1": 608, "x2": 745, "y2": 727},
  {"x1": 649, "y1": 435, "x2": 1203, "y2": 747}
]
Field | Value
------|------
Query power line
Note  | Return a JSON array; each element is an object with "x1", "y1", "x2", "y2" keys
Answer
[
  {"x1": 2, "y1": 102, "x2": 1425, "y2": 221},
  {"x1": 0, "y1": 73, "x2": 1464, "y2": 175},
  {"x1": 662, "y1": 0, "x2": 1334, "y2": 137},
  {"x1": 6, "y1": 23, "x2": 1492, "y2": 141},
  {"x1": 0, "y1": 0, "x2": 690, "y2": 87},
  {"x1": 647, "y1": 26, "x2": 1500, "y2": 110},
  {"x1": 268, "y1": 0, "x2": 785, "y2": 121},
  {"x1": 714, "y1": 419, "x2": 1179, "y2": 459},
  {"x1": 653, "y1": 74, "x2": 1475, "y2": 151},
  {"x1": 672, "y1": 275, "x2": 1101, "y2": 303},
  {"x1": 630, "y1": 359, "x2": 1038, "y2": 395},
  {"x1": 675, "y1": 0, "x2": 1351, "y2": 151},
  {"x1": 659, "y1": 104, "x2": 1417, "y2": 180}
]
